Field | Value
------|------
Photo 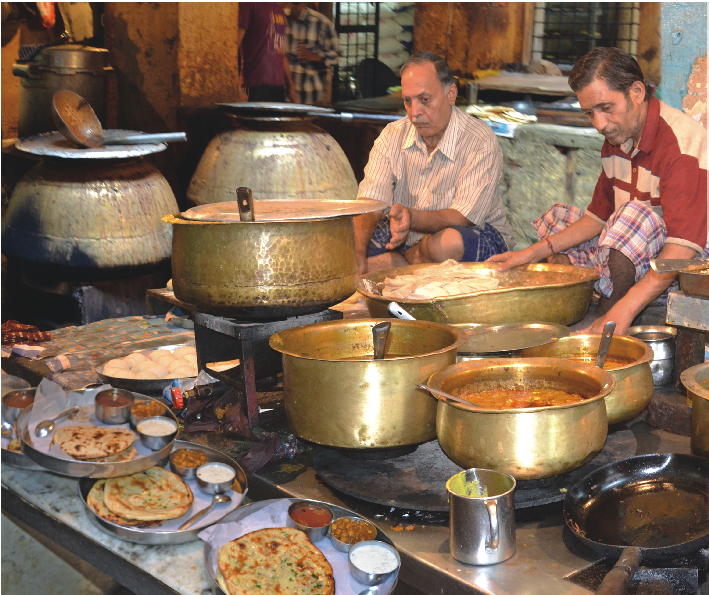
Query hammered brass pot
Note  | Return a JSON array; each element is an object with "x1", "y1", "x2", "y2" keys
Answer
[
  {"x1": 269, "y1": 319, "x2": 468, "y2": 449},
  {"x1": 680, "y1": 363, "x2": 709, "y2": 459},
  {"x1": 167, "y1": 214, "x2": 358, "y2": 317},
  {"x1": 428, "y1": 359, "x2": 614, "y2": 480},
  {"x1": 520, "y1": 335, "x2": 653, "y2": 425}
]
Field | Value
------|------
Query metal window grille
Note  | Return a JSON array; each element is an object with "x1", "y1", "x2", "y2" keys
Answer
[
  {"x1": 334, "y1": 2, "x2": 380, "y2": 100},
  {"x1": 532, "y1": 2, "x2": 640, "y2": 66}
]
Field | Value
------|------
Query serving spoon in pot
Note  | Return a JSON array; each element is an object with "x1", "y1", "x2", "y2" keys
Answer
[
  {"x1": 52, "y1": 90, "x2": 187, "y2": 148},
  {"x1": 416, "y1": 384, "x2": 485, "y2": 409},
  {"x1": 595, "y1": 321, "x2": 616, "y2": 369},
  {"x1": 34, "y1": 406, "x2": 80, "y2": 438}
]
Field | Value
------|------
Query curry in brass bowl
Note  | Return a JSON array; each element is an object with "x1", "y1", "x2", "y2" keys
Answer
[
  {"x1": 358, "y1": 263, "x2": 599, "y2": 325},
  {"x1": 520, "y1": 334, "x2": 653, "y2": 425},
  {"x1": 428, "y1": 358, "x2": 614, "y2": 480}
]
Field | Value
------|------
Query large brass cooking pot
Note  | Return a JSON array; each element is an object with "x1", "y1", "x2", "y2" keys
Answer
[
  {"x1": 358, "y1": 263, "x2": 600, "y2": 325},
  {"x1": 269, "y1": 319, "x2": 468, "y2": 449},
  {"x1": 166, "y1": 199, "x2": 385, "y2": 317},
  {"x1": 428, "y1": 359, "x2": 614, "y2": 480},
  {"x1": 680, "y1": 363, "x2": 709, "y2": 459},
  {"x1": 520, "y1": 335, "x2": 653, "y2": 425}
]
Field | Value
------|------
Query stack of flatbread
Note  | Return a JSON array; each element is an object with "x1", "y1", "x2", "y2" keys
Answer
[
  {"x1": 87, "y1": 467, "x2": 193, "y2": 527},
  {"x1": 382, "y1": 259, "x2": 501, "y2": 300},
  {"x1": 51, "y1": 425, "x2": 136, "y2": 461},
  {"x1": 466, "y1": 104, "x2": 537, "y2": 124},
  {"x1": 217, "y1": 527, "x2": 335, "y2": 595}
]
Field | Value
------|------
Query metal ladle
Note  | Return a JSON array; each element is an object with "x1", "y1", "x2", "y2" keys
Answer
[
  {"x1": 178, "y1": 493, "x2": 231, "y2": 530},
  {"x1": 34, "y1": 406, "x2": 80, "y2": 438},
  {"x1": 372, "y1": 321, "x2": 391, "y2": 360},
  {"x1": 595, "y1": 321, "x2": 617, "y2": 369},
  {"x1": 52, "y1": 90, "x2": 187, "y2": 148},
  {"x1": 416, "y1": 384, "x2": 485, "y2": 409}
]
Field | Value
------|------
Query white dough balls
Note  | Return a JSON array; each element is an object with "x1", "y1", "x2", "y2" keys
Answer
[
  {"x1": 173, "y1": 346, "x2": 196, "y2": 359},
  {"x1": 144, "y1": 363, "x2": 169, "y2": 378},
  {"x1": 105, "y1": 358, "x2": 129, "y2": 370},
  {"x1": 133, "y1": 360, "x2": 156, "y2": 373},
  {"x1": 111, "y1": 369, "x2": 136, "y2": 379},
  {"x1": 156, "y1": 354, "x2": 176, "y2": 367},
  {"x1": 124, "y1": 352, "x2": 147, "y2": 365},
  {"x1": 135, "y1": 370, "x2": 160, "y2": 380},
  {"x1": 172, "y1": 365, "x2": 197, "y2": 378},
  {"x1": 167, "y1": 358, "x2": 188, "y2": 372},
  {"x1": 148, "y1": 349, "x2": 173, "y2": 362},
  {"x1": 182, "y1": 352, "x2": 198, "y2": 363}
]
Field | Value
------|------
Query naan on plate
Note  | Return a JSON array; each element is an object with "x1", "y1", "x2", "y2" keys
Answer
[
  {"x1": 51, "y1": 425, "x2": 135, "y2": 460},
  {"x1": 87, "y1": 479, "x2": 162, "y2": 528},
  {"x1": 84, "y1": 445, "x2": 137, "y2": 463},
  {"x1": 103, "y1": 466, "x2": 193, "y2": 521},
  {"x1": 217, "y1": 527, "x2": 335, "y2": 595}
]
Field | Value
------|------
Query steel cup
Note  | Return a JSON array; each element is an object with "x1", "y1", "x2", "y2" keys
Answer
[
  {"x1": 446, "y1": 468, "x2": 516, "y2": 565},
  {"x1": 2, "y1": 388, "x2": 36, "y2": 425},
  {"x1": 627, "y1": 325, "x2": 677, "y2": 386}
]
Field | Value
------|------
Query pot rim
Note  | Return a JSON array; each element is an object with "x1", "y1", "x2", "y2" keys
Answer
[
  {"x1": 428, "y1": 357, "x2": 615, "y2": 413},
  {"x1": 680, "y1": 362, "x2": 709, "y2": 400},
  {"x1": 521, "y1": 334, "x2": 654, "y2": 369},
  {"x1": 269, "y1": 318, "x2": 468, "y2": 361}
]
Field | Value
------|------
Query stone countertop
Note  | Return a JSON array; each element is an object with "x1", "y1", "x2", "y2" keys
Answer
[{"x1": 1, "y1": 465, "x2": 211, "y2": 595}]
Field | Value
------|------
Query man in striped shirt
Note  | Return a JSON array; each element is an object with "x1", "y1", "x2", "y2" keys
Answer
[
  {"x1": 490, "y1": 47, "x2": 707, "y2": 335},
  {"x1": 355, "y1": 51, "x2": 515, "y2": 275}
]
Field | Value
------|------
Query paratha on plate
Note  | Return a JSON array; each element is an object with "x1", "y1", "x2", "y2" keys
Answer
[
  {"x1": 217, "y1": 527, "x2": 335, "y2": 595},
  {"x1": 103, "y1": 466, "x2": 193, "y2": 521},
  {"x1": 85, "y1": 445, "x2": 137, "y2": 463},
  {"x1": 51, "y1": 425, "x2": 135, "y2": 460},
  {"x1": 87, "y1": 480, "x2": 162, "y2": 528}
]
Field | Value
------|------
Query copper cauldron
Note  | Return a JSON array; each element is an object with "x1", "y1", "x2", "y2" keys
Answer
[
  {"x1": 521, "y1": 334, "x2": 653, "y2": 425},
  {"x1": 270, "y1": 319, "x2": 468, "y2": 449},
  {"x1": 680, "y1": 363, "x2": 709, "y2": 459},
  {"x1": 428, "y1": 359, "x2": 614, "y2": 480}
]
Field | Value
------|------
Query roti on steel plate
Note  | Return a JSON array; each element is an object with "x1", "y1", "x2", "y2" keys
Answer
[
  {"x1": 84, "y1": 445, "x2": 137, "y2": 463},
  {"x1": 86, "y1": 479, "x2": 162, "y2": 528},
  {"x1": 102, "y1": 466, "x2": 193, "y2": 521},
  {"x1": 51, "y1": 425, "x2": 135, "y2": 460},
  {"x1": 217, "y1": 527, "x2": 335, "y2": 595}
]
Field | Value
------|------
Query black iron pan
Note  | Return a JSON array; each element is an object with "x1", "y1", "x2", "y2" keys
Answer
[{"x1": 563, "y1": 453, "x2": 709, "y2": 595}]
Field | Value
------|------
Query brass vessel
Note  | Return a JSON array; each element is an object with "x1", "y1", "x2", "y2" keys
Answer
[
  {"x1": 679, "y1": 269, "x2": 709, "y2": 298},
  {"x1": 269, "y1": 319, "x2": 468, "y2": 449},
  {"x1": 358, "y1": 263, "x2": 599, "y2": 325},
  {"x1": 680, "y1": 363, "x2": 709, "y2": 459},
  {"x1": 521, "y1": 335, "x2": 653, "y2": 425},
  {"x1": 187, "y1": 118, "x2": 358, "y2": 205},
  {"x1": 2, "y1": 159, "x2": 176, "y2": 269},
  {"x1": 428, "y1": 358, "x2": 614, "y2": 480}
]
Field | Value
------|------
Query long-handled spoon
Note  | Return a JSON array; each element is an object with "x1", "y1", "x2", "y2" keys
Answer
[
  {"x1": 372, "y1": 321, "x2": 391, "y2": 360},
  {"x1": 34, "y1": 406, "x2": 80, "y2": 438},
  {"x1": 595, "y1": 321, "x2": 616, "y2": 369},
  {"x1": 179, "y1": 493, "x2": 231, "y2": 531},
  {"x1": 416, "y1": 384, "x2": 485, "y2": 409}
]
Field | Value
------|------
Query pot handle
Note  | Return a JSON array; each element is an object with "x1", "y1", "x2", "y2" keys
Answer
[
  {"x1": 595, "y1": 546, "x2": 641, "y2": 595},
  {"x1": 237, "y1": 187, "x2": 255, "y2": 222},
  {"x1": 484, "y1": 499, "x2": 499, "y2": 550}
]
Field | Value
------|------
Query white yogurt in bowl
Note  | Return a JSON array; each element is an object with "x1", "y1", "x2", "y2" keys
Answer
[
  {"x1": 137, "y1": 417, "x2": 177, "y2": 436},
  {"x1": 350, "y1": 543, "x2": 399, "y2": 574},
  {"x1": 197, "y1": 462, "x2": 236, "y2": 484}
]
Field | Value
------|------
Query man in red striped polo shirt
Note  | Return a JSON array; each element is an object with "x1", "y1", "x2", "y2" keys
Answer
[{"x1": 490, "y1": 47, "x2": 707, "y2": 335}]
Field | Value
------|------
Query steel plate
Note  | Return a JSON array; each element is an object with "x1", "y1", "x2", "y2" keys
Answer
[
  {"x1": 217, "y1": 102, "x2": 335, "y2": 116},
  {"x1": 460, "y1": 322, "x2": 570, "y2": 354},
  {"x1": 15, "y1": 130, "x2": 168, "y2": 159},
  {"x1": 17, "y1": 393, "x2": 178, "y2": 478},
  {"x1": 96, "y1": 344, "x2": 198, "y2": 395},
  {"x1": 180, "y1": 198, "x2": 386, "y2": 222},
  {"x1": 77, "y1": 440, "x2": 247, "y2": 545},
  {"x1": 203, "y1": 498, "x2": 399, "y2": 595}
]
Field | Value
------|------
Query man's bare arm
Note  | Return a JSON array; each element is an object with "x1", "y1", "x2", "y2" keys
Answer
[{"x1": 354, "y1": 209, "x2": 382, "y2": 275}]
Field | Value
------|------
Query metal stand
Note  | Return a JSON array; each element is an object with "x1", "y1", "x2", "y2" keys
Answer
[{"x1": 193, "y1": 310, "x2": 342, "y2": 428}]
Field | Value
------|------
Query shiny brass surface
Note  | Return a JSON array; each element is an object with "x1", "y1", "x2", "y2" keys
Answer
[
  {"x1": 269, "y1": 319, "x2": 468, "y2": 449},
  {"x1": 168, "y1": 214, "x2": 360, "y2": 317},
  {"x1": 679, "y1": 269, "x2": 709, "y2": 298},
  {"x1": 428, "y1": 358, "x2": 614, "y2": 479},
  {"x1": 680, "y1": 363, "x2": 709, "y2": 459},
  {"x1": 2, "y1": 159, "x2": 176, "y2": 268},
  {"x1": 359, "y1": 263, "x2": 599, "y2": 325},
  {"x1": 186, "y1": 119, "x2": 358, "y2": 205},
  {"x1": 520, "y1": 335, "x2": 653, "y2": 425}
]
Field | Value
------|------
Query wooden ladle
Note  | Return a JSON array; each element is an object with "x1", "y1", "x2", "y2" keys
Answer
[{"x1": 52, "y1": 90, "x2": 187, "y2": 148}]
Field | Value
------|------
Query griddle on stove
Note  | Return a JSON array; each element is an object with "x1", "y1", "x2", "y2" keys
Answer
[
  {"x1": 313, "y1": 429, "x2": 637, "y2": 511},
  {"x1": 193, "y1": 309, "x2": 342, "y2": 428}
]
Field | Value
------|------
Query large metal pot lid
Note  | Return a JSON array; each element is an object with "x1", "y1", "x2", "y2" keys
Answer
[
  {"x1": 15, "y1": 131, "x2": 168, "y2": 159},
  {"x1": 181, "y1": 198, "x2": 386, "y2": 222},
  {"x1": 461, "y1": 322, "x2": 570, "y2": 354},
  {"x1": 218, "y1": 102, "x2": 335, "y2": 117}
]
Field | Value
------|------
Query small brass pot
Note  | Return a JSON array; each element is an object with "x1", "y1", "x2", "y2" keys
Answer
[
  {"x1": 269, "y1": 319, "x2": 467, "y2": 449},
  {"x1": 428, "y1": 358, "x2": 614, "y2": 480},
  {"x1": 520, "y1": 335, "x2": 653, "y2": 425},
  {"x1": 680, "y1": 363, "x2": 709, "y2": 459}
]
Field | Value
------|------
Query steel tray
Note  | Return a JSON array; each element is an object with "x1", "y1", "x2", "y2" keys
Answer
[
  {"x1": 460, "y1": 322, "x2": 570, "y2": 354},
  {"x1": 77, "y1": 440, "x2": 247, "y2": 545},
  {"x1": 204, "y1": 498, "x2": 399, "y2": 595},
  {"x1": 96, "y1": 344, "x2": 197, "y2": 394},
  {"x1": 15, "y1": 130, "x2": 168, "y2": 159},
  {"x1": 359, "y1": 262, "x2": 599, "y2": 325},
  {"x1": 17, "y1": 393, "x2": 178, "y2": 478}
]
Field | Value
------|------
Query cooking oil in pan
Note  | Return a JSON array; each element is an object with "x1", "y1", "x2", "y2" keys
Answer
[{"x1": 584, "y1": 481, "x2": 709, "y2": 548}]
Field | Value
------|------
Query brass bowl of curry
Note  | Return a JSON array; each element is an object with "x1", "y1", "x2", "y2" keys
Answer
[
  {"x1": 428, "y1": 358, "x2": 614, "y2": 480},
  {"x1": 520, "y1": 334, "x2": 653, "y2": 425}
]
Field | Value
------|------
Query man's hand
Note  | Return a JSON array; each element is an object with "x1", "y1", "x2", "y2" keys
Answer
[
  {"x1": 487, "y1": 244, "x2": 545, "y2": 272},
  {"x1": 386, "y1": 204, "x2": 412, "y2": 250},
  {"x1": 297, "y1": 43, "x2": 323, "y2": 63},
  {"x1": 575, "y1": 305, "x2": 635, "y2": 336}
]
